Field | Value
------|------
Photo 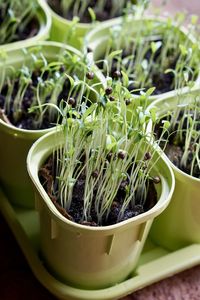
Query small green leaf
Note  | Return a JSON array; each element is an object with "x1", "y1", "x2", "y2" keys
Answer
[
  {"x1": 108, "y1": 50, "x2": 122, "y2": 60},
  {"x1": 151, "y1": 41, "x2": 162, "y2": 54},
  {"x1": 82, "y1": 103, "x2": 98, "y2": 119},
  {"x1": 165, "y1": 68, "x2": 176, "y2": 76},
  {"x1": 139, "y1": 111, "x2": 146, "y2": 125},
  {"x1": 88, "y1": 7, "x2": 96, "y2": 22},
  {"x1": 107, "y1": 142, "x2": 117, "y2": 151},
  {"x1": 106, "y1": 134, "x2": 117, "y2": 151},
  {"x1": 179, "y1": 45, "x2": 188, "y2": 56},
  {"x1": 188, "y1": 115, "x2": 193, "y2": 127},
  {"x1": 64, "y1": 74, "x2": 74, "y2": 88},
  {"x1": 146, "y1": 87, "x2": 155, "y2": 97},
  {"x1": 162, "y1": 120, "x2": 170, "y2": 130},
  {"x1": 121, "y1": 70, "x2": 129, "y2": 87},
  {"x1": 47, "y1": 61, "x2": 63, "y2": 68},
  {"x1": 149, "y1": 107, "x2": 157, "y2": 123}
]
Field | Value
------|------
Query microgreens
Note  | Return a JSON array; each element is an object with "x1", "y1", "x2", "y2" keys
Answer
[
  {"x1": 48, "y1": 0, "x2": 137, "y2": 23},
  {"x1": 155, "y1": 93, "x2": 200, "y2": 178},
  {"x1": 92, "y1": 14, "x2": 200, "y2": 96},
  {"x1": 0, "y1": 46, "x2": 100, "y2": 130},
  {"x1": 0, "y1": 0, "x2": 38, "y2": 44},
  {"x1": 41, "y1": 84, "x2": 164, "y2": 226}
]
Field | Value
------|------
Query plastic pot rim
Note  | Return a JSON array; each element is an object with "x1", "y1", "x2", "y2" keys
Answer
[{"x1": 85, "y1": 15, "x2": 196, "y2": 46}]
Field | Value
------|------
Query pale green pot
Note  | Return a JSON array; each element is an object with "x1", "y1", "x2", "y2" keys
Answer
[
  {"x1": 27, "y1": 129, "x2": 175, "y2": 289},
  {"x1": 48, "y1": 6, "x2": 93, "y2": 50},
  {"x1": 148, "y1": 89, "x2": 200, "y2": 250},
  {"x1": 0, "y1": 41, "x2": 83, "y2": 208},
  {"x1": 41, "y1": 0, "x2": 137, "y2": 50},
  {"x1": 0, "y1": 0, "x2": 52, "y2": 51},
  {"x1": 85, "y1": 17, "x2": 200, "y2": 102}
]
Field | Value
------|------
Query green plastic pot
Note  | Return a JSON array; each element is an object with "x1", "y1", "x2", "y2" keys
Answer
[
  {"x1": 85, "y1": 17, "x2": 200, "y2": 102},
  {"x1": 0, "y1": 0, "x2": 51, "y2": 51},
  {"x1": 42, "y1": 0, "x2": 138, "y2": 50},
  {"x1": 148, "y1": 89, "x2": 200, "y2": 251},
  {"x1": 27, "y1": 129, "x2": 174, "y2": 289},
  {"x1": 0, "y1": 41, "x2": 86, "y2": 208},
  {"x1": 46, "y1": 4, "x2": 93, "y2": 50}
]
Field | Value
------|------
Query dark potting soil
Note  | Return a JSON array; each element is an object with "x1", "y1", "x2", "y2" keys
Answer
[
  {"x1": 47, "y1": 0, "x2": 132, "y2": 23},
  {"x1": 0, "y1": 9, "x2": 39, "y2": 45},
  {"x1": 155, "y1": 113, "x2": 200, "y2": 178},
  {"x1": 39, "y1": 155, "x2": 158, "y2": 227},
  {"x1": 164, "y1": 142, "x2": 200, "y2": 178},
  {"x1": 0, "y1": 68, "x2": 71, "y2": 130},
  {"x1": 15, "y1": 18, "x2": 39, "y2": 42},
  {"x1": 97, "y1": 41, "x2": 178, "y2": 96}
]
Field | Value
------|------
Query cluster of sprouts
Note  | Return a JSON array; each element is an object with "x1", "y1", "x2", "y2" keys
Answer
[
  {"x1": 48, "y1": 0, "x2": 137, "y2": 22},
  {"x1": 161, "y1": 94, "x2": 200, "y2": 178},
  {"x1": 93, "y1": 14, "x2": 199, "y2": 95},
  {"x1": 0, "y1": 0, "x2": 38, "y2": 44},
  {"x1": 0, "y1": 46, "x2": 99, "y2": 129},
  {"x1": 48, "y1": 84, "x2": 163, "y2": 225}
]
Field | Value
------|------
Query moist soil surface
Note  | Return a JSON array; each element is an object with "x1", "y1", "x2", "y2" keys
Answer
[
  {"x1": 13, "y1": 18, "x2": 39, "y2": 43},
  {"x1": 0, "y1": 67, "x2": 70, "y2": 130},
  {"x1": 47, "y1": 0, "x2": 133, "y2": 23},
  {"x1": 39, "y1": 154, "x2": 158, "y2": 227},
  {"x1": 164, "y1": 142, "x2": 200, "y2": 178}
]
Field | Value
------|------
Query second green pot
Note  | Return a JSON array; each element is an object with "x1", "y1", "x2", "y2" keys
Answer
[
  {"x1": 85, "y1": 17, "x2": 200, "y2": 102},
  {"x1": 0, "y1": 41, "x2": 84, "y2": 208},
  {"x1": 148, "y1": 90, "x2": 200, "y2": 250},
  {"x1": 27, "y1": 129, "x2": 174, "y2": 289},
  {"x1": 43, "y1": 0, "x2": 138, "y2": 50}
]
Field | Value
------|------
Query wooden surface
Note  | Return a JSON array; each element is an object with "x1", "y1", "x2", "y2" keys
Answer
[
  {"x1": 1, "y1": 1, "x2": 200, "y2": 299},
  {"x1": 0, "y1": 214, "x2": 55, "y2": 300}
]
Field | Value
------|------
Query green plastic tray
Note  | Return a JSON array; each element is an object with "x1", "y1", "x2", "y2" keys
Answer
[{"x1": 1, "y1": 187, "x2": 200, "y2": 300}]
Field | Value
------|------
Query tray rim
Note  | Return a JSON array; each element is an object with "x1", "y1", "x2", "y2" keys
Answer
[{"x1": 1, "y1": 187, "x2": 200, "y2": 300}]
